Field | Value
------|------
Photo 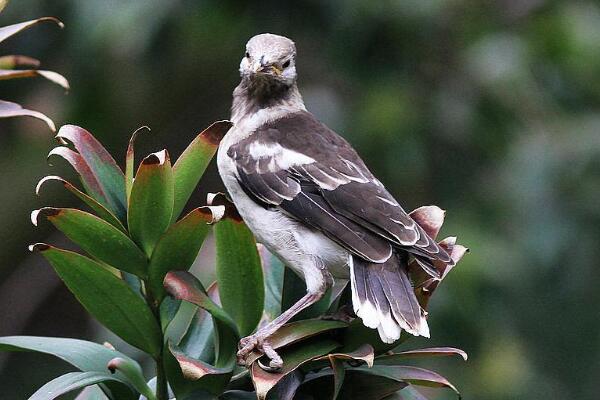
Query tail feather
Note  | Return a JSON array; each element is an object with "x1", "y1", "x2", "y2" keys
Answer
[{"x1": 350, "y1": 255, "x2": 429, "y2": 343}]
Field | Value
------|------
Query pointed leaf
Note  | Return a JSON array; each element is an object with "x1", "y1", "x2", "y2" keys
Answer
[
  {"x1": 30, "y1": 244, "x2": 162, "y2": 357},
  {"x1": 214, "y1": 208, "x2": 264, "y2": 336},
  {"x1": 74, "y1": 385, "x2": 110, "y2": 400},
  {"x1": 164, "y1": 272, "x2": 238, "y2": 395},
  {"x1": 48, "y1": 147, "x2": 110, "y2": 207},
  {"x1": 301, "y1": 369, "x2": 406, "y2": 400},
  {"x1": 56, "y1": 125, "x2": 127, "y2": 220},
  {"x1": 107, "y1": 358, "x2": 156, "y2": 400},
  {"x1": 0, "y1": 17, "x2": 63, "y2": 43},
  {"x1": 0, "y1": 336, "x2": 138, "y2": 400},
  {"x1": 32, "y1": 208, "x2": 147, "y2": 277},
  {"x1": 171, "y1": 121, "x2": 232, "y2": 221},
  {"x1": 128, "y1": 150, "x2": 174, "y2": 256},
  {"x1": 164, "y1": 271, "x2": 238, "y2": 344},
  {"x1": 385, "y1": 386, "x2": 429, "y2": 400},
  {"x1": 409, "y1": 206, "x2": 445, "y2": 240},
  {"x1": 175, "y1": 282, "x2": 220, "y2": 360},
  {"x1": 29, "y1": 371, "x2": 126, "y2": 400},
  {"x1": 258, "y1": 244, "x2": 284, "y2": 321},
  {"x1": 273, "y1": 369, "x2": 303, "y2": 400},
  {"x1": 0, "y1": 69, "x2": 69, "y2": 89},
  {"x1": 36, "y1": 176, "x2": 126, "y2": 232},
  {"x1": 148, "y1": 207, "x2": 213, "y2": 301},
  {"x1": 316, "y1": 344, "x2": 375, "y2": 367},
  {"x1": 0, "y1": 99, "x2": 55, "y2": 131},
  {"x1": 0, "y1": 54, "x2": 40, "y2": 69},
  {"x1": 251, "y1": 338, "x2": 339, "y2": 400},
  {"x1": 315, "y1": 344, "x2": 375, "y2": 400},
  {"x1": 169, "y1": 343, "x2": 232, "y2": 381},
  {"x1": 376, "y1": 347, "x2": 468, "y2": 363},
  {"x1": 349, "y1": 365, "x2": 460, "y2": 395},
  {"x1": 125, "y1": 126, "x2": 150, "y2": 204},
  {"x1": 220, "y1": 391, "x2": 257, "y2": 400}
]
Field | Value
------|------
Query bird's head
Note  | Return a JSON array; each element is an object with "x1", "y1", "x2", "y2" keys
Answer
[{"x1": 240, "y1": 33, "x2": 297, "y2": 89}]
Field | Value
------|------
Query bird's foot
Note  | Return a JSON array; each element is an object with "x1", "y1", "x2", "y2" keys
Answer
[{"x1": 237, "y1": 333, "x2": 283, "y2": 371}]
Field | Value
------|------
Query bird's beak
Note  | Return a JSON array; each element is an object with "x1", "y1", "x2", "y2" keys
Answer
[{"x1": 253, "y1": 57, "x2": 282, "y2": 76}]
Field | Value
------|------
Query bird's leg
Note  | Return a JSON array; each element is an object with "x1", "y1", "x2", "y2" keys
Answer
[{"x1": 237, "y1": 267, "x2": 332, "y2": 370}]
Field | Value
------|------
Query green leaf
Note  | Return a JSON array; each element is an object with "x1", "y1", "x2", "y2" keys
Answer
[
  {"x1": 107, "y1": 357, "x2": 156, "y2": 400},
  {"x1": 128, "y1": 150, "x2": 174, "y2": 257},
  {"x1": 376, "y1": 347, "x2": 468, "y2": 363},
  {"x1": 214, "y1": 213, "x2": 264, "y2": 336},
  {"x1": 164, "y1": 272, "x2": 239, "y2": 395},
  {"x1": 220, "y1": 391, "x2": 257, "y2": 400},
  {"x1": 32, "y1": 208, "x2": 147, "y2": 277},
  {"x1": 258, "y1": 245, "x2": 284, "y2": 321},
  {"x1": 0, "y1": 99, "x2": 55, "y2": 131},
  {"x1": 302, "y1": 369, "x2": 407, "y2": 400},
  {"x1": 148, "y1": 207, "x2": 213, "y2": 301},
  {"x1": 176, "y1": 282, "x2": 221, "y2": 361},
  {"x1": 29, "y1": 371, "x2": 125, "y2": 400},
  {"x1": 251, "y1": 338, "x2": 339, "y2": 400},
  {"x1": 0, "y1": 336, "x2": 137, "y2": 400},
  {"x1": 282, "y1": 268, "x2": 331, "y2": 321},
  {"x1": 384, "y1": 386, "x2": 429, "y2": 400},
  {"x1": 164, "y1": 271, "x2": 238, "y2": 352},
  {"x1": 314, "y1": 344, "x2": 375, "y2": 400},
  {"x1": 74, "y1": 385, "x2": 110, "y2": 400},
  {"x1": 56, "y1": 125, "x2": 127, "y2": 220},
  {"x1": 171, "y1": 121, "x2": 232, "y2": 222},
  {"x1": 349, "y1": 365, "x2": 460, "y2": 396},
  {"x1": 341, "y1": 319, "x2": 405, "y2": 355},
  {"x1": 0, "y1": 17, "x2": 63, "y2": 44},
  {"x1": 125, "y1": 126, "x2": 150, "y2": 204},
  {"x1": 47, "y1": 147, "x2": 112, "y2": 209},
  {"x1": 30, "y1": 244, "x2": 162, "y2": 357},
  {"x1": 36, "y1": 176, "x2": 126, "y2": 232}
]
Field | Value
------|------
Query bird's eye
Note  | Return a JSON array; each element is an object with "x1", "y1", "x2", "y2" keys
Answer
[
  {"x1": 245, "y1": 51, "x2": 250, "y2": 58},
  {"x1": 282, "y1": 60, "x2": 290, "y2": 68}
]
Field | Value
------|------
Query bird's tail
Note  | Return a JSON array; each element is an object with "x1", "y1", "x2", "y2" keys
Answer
[{"x1": 350, "y1": 255, "x2": 429, "y2": 343}]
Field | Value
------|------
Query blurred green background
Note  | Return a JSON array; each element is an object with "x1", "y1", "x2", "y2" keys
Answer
[{"x1": 1, "y1": 0, "x2": 599, "y2": 399}]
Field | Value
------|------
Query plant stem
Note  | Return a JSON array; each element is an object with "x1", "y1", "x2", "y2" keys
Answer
[
  {"x1": 145, "y1": 282, "x2": 169, "y2": 400},
  {"x1": 155, "y1": 352, "x2": 169, "y2": 400}
]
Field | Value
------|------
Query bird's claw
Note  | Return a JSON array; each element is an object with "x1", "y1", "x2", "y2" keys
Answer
[{"x1": 237, "y1": 334, "x2": 283, "y2": 371}]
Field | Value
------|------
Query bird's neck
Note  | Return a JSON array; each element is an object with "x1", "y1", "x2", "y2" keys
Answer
[{"x1": 231, "y1": 79, "x2": 305, "y2": 126}]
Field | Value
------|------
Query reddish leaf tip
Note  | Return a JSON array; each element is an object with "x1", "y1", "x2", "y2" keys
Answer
[
  {"x1": 142, "y1": 149, "x2": 169, "y2": 166},
  {"x1": 28, "y1": 243, "x2": 51, "y2": 252},
  {"x1": 163, "y1": 271, "x2": 190, "y2": 300},
  {"x1": 200, "y1": 120, "x2": 233, "y2": 146},
  {"x1": 106, "y1": 357, "x2": 124, "y2": 374},
  {"x1": 31, "y1": 207, "x2": 61, "y2": 226}
]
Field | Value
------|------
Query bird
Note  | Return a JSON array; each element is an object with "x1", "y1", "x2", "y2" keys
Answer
[{"x1": 217, "y1": 33, "x2": 453, "y2": 370}]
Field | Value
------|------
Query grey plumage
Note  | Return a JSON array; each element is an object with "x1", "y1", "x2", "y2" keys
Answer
[{"x1": 218, "y1": 33, "x2": 454, "y2": 368}]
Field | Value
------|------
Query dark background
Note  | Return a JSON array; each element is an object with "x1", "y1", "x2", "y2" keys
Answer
[{"x1": 1, "y1": 1, "x2": 599, "y2": 399}]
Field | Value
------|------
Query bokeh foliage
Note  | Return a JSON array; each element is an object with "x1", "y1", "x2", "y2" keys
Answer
[{"x1": 1, "y1": 1, "x2": 599, "y2": 399}]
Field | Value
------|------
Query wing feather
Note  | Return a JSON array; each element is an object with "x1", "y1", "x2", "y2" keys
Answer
[{"x1": 227, "y1": 111, "x2": 451, "y2": 265}]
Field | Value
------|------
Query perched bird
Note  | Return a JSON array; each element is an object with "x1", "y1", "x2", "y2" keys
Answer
[{"x1": 217, "y1": 33, "x2": 452, "y2": 369}]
